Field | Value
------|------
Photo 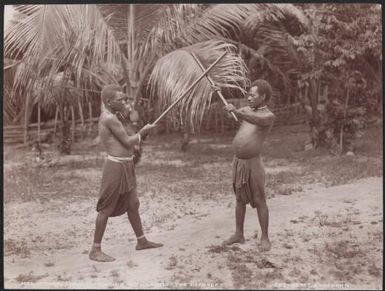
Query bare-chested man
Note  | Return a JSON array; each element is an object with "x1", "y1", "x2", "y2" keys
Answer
[
  {"x1": 89, "y1": 84, "x2": 163, "y2": 262},
  {"x1": 223, "y1": 79, "x2": 276, "y2": 252}
]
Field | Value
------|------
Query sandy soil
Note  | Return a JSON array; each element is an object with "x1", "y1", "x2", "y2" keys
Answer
[{"x1": 4, "y1": 159, "x2": 383, "y2": 290}]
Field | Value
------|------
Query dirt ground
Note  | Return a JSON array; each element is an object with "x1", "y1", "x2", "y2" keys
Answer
[{"x1": 3, "y1": 128, "x2": 383, "y2": 289}]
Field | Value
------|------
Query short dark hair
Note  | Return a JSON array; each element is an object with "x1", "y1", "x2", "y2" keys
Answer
[
  {"x1": 250, "y1": 79, "x2": 272, "y2": 101},
  {"x1": 101, "y1": 84, "x2": 122, "y2": 105}
]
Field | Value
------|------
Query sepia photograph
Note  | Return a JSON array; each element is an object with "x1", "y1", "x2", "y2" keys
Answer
[{"x1": 3, "y1": 2, "x2": 383, "y2": 289}]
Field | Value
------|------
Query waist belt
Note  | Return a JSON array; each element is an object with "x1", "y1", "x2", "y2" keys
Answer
[{"x1": 107, "y1": 155, "x2": 134, "y2": 163}]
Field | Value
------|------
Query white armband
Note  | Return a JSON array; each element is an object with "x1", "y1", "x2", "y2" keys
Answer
[{"x1": 137, "y1": 132, "x2": 142, "y2": 144}]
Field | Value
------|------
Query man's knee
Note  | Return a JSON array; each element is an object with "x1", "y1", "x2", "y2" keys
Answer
[
  {"x1": 128, "y1": 197, "x2": 140, "y2": 212},
  {"x1": 235, "y1": 197, "x2": 246, "y2": 206},
  {"x1": 253, "y1": 195, "x2": 267, "y2": 208},
  {"x1": 98, "y1": 208, "x2": 113, "y2": 219}
]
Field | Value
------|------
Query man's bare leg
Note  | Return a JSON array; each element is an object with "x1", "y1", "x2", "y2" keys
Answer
[
  {"x1": 126, "y1": 190, "x2": 163, "y2": 250},
  {"x1": 89, "y1": 211, "x2": 115, "y2": 262},
  {"x1": 224, "y1": 199, "x2": 246, "y2": 245},
  {"x1": 255, "y1": 201, "x2": 271, "y2": 252},
  {"x1": 251, "y1": 160, "x2": 271, "y2": 252}
]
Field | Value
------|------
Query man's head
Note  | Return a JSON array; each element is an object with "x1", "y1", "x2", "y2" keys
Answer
[
  {"x1": 101, "y1": 84, "x2": 138, "y2": 122},
  {"x1": 247, "y1": 79, "x2": 272, "y2": 109}
]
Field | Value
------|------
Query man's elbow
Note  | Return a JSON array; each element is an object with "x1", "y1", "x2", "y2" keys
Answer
[{"x1": 123, "y1": 138, "x2": 135, "y2": 148}]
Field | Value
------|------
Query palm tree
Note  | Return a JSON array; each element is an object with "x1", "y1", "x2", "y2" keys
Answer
[
  {"x1": 4, "y1": 4, "x2": 308, "y2": 149},
  {"x1": 5, "y1": 5, "x2": 125, "y2": 150},
  {"x1": 146, "y1": 4, "x2": 308, "y2": 132}
]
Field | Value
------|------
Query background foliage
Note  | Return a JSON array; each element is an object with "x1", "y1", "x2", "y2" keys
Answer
[{"x1": 3, "y1": 3, "x2": 382, "y2": 154}]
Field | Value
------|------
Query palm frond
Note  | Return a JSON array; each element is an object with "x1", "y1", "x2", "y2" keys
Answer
[
  {"x1": 97, "y1": 4, "x2": 173, "y2": 44},
  {"x1": 147, "y1": 40, "x2": 248, "y2": 131},
  {"x1": 5, "y1": 4, "x2": 125, "y2": 110},
  {"x1": 243, "y1": 4, "x2": 309, "y2": 34},
  {"x1": 142, "y1": 4, "x2": 308, "y2": 103}
]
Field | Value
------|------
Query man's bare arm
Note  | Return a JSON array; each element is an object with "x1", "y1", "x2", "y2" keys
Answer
[
  {"x1": 234, "y1": 108, "x2": 275, "y2": 127},
  {"x1": 106, "y1": 116, "x2": 140, "y2": 148},
  {"x1": 225, "y1": 105, "x2": 275, "y2": 127}
]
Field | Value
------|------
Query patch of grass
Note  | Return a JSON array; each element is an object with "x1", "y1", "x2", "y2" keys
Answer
[
  {"x1": 268, "y1": 171, "x2": 300, "y2": 184},
  {"x1": 314, "y1": 212, "x2": 353, "y2": 228},
  {"x1": 126, "y1": 260, "x2": 138, "y2": 268},
  {"x1": 228, "y1": 262, "x2": 253, "y2": 289},
  {"x1": 4, "y1": 239, "x2": 31, "y2": 258},
  {"x1": 44, "y1": 261, "x2": 55, "y2": 267},
  {"x1": 56, "y1": 273, "x2": 72, "y2": 282},
  {"x1": 137, "y1": 163, "x2": 205, "y2": 183},
  {"x1": 15, "y1": 272, "x2": 48, "y2": 283},
  {"x1": 265, "y1": 171, "x2": 304, "y2": 196},
  {"x1": 303, "y1": 156, "x2": 382, "y2": 187},
  {"x1": 263, "y1": 125, "x2": 309, "y2": 160},
  {"x1": 355, "y1": 124, "x2": 383, "y2": 158},
  {"x1": 55, "y1": 158, "x2": 105, "y2": 169},
  {"x1": 324, "y1": 240, "x2": 362, "y2": 259},
  {"x1": 368, "y1": 263, "x2": 381, "y2": 277},
  {"x1": 110, "y1": 270, "x2": 119, "y2": 278},
  {"x1": 4, "y1": 161, "x2": 101, "y2": 203},
  {"x1": 165, "y1": 255, "x2": 178, "y2": 270},
  {"x1": 207, "y1": 244, "x2": 240, "y2": 254},
  {"x1": 226, "y1": 248, "x2": 274, "y2": 289}
]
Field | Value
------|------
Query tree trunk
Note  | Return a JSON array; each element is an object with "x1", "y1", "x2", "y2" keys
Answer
[
  {"x1": 78, "y1": 96, "x2": 85, "y2": 140},
  {"x1": 220, "y1": 110, "x2": 225, "y2": 133},
  {"x1": 23, "y1": 93, "x2": 31, "y2": 144},
  {"x1": 165, "y1": 118, "x2": 170, "y2": 134},
  {"x1": 215, "y1": 109, "x2": 219, "y2": 133},
  {"x1": 37, "y1": 102, "x2": 41, "y2": 143},
  {"x1": 180, "y1": 124, "x2": 190, "y2": 152},
  {"x1": 71, "y1": 105, "x2": 75, "y2": 143},
  {"x1": 340, "y1": 85, "x2": 350, "y2": 151},
  {"x1": 59, "y1": 105, "x2": 72, "y2": 155},
  {"x1": 206, "y1": 108, "x2": 212, "y2": 133},
  {"x1": 309, "y1": 79, "x2": 319, "y2": 127},
  {"x1": 308, "y1": 79, "x2": 320, "y2": 147},
  {"x1": 53, "y1": 105, "x2": 59, "y2": 136},
  {"x1": 88, "y1": 101, "x2": 93, "y2": 135}
]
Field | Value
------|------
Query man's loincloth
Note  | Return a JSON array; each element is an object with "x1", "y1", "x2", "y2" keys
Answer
[
  {"x1": 96, "y1": 155, "x2": 137, "y2": 217},
  {"x1": 232, "y1": 156, "x2": 265, "y2": 208}
]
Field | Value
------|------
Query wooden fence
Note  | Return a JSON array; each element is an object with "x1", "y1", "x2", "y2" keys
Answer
[{"x1": 3, "y1": 102, "x2": 306, "y2": 146}]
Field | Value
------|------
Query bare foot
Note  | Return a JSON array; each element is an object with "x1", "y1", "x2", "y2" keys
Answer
[
  {"x1": 223, "y1": 234, "x2": 245, "y2": 245},
  {"x1": 89, "y1": 249, "x2": 115, "y2": 262},
  {"x1": 136, "y1": 238, "x2": 163, "y2": 250},
  {"x1": 259, "y1": 236, "x2": 271, "y2": 252}
]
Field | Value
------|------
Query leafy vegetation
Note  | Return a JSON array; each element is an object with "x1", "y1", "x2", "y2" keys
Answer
[
  {"x1": 4, "y1": 4, "x2": 382, "y2": 154},
  {"x1": 293, "y1": 4, "x2": 382, "y2": 153}
]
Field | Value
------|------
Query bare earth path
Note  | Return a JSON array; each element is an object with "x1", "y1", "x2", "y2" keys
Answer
[{"x1": 4, "y1": 175, "x2": 382, "y2": 289}]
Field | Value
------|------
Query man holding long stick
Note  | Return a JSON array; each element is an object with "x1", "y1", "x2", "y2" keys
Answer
[
  {"x1": 89, "y1": 52, "x2": 239, "y2": 261},
  {"x1": 223, "y1": 79, "x2": 276, "y2": 252},
  {"x1": 89, "y1": 84, "x2": 163, "y2": 262}
]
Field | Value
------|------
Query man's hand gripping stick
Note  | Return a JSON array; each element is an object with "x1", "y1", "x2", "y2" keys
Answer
[{"x1": 189, "y1": 52, "x2": 238, "y2": 122}]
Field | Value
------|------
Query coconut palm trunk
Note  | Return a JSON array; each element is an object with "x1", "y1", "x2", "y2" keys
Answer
[{"x1": 58, "y1": 104, "x2": 72, "y2": 154}]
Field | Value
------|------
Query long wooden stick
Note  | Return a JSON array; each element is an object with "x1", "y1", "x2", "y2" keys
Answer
[
  {"x1": 190, "y1": 52, "x2": 238, "y2": 122},
  {"x1": 152, "y1": 51, "x2": 228, "y2": 125}
]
